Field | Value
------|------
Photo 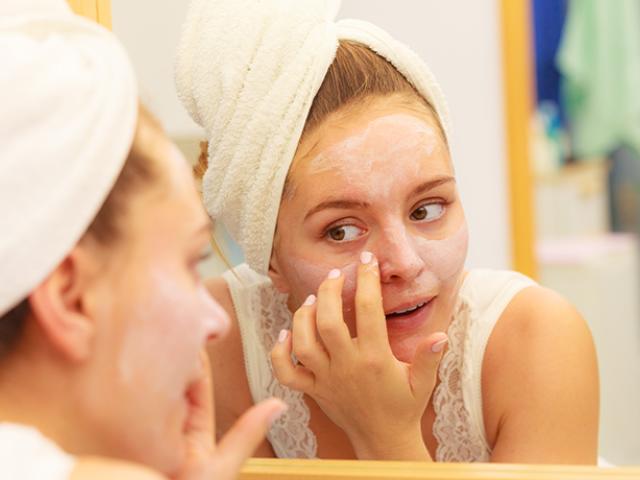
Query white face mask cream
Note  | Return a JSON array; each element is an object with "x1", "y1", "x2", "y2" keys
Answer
[{"x1": 305, "y1": 114, "x2": 440, "y2": 200}]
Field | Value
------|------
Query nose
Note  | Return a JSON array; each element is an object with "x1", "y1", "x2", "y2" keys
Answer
[
  {"x1": 374, "y1": 225, "x2": 425, "y2": 284},
  {"x1": 198, "y1": 286, "x2": 231, "y2": 341}
]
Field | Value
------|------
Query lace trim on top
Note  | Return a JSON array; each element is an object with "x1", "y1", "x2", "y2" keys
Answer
[
  {"x1": 432, "y1": 296, "x2": 491, "y2": 462},
  {"x1": 253, "y1": 278, "x2": 318, "y2": 458}
]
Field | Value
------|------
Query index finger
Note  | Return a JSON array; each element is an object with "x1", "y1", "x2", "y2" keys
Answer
[
  {"x1": 215, "y1": 398, "x2": 287, "y2": 474},
  {"x1": 355, "y1": 251, "x2": 389, "y2": 351}
]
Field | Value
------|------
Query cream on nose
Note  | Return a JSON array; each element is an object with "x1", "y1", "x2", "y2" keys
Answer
[{"x1": 376, "y1": 226, "x2": 425, "y2": 282}]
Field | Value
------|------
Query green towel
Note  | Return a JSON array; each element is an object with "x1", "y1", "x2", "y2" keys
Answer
[{"x1": 557, "y1": 0, "x2": 640, "y2": 158}]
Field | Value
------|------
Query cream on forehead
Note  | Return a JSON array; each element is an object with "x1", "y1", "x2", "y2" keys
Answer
[{"x1": 307, "y1": 113, "x2": 439, "y2": 177}]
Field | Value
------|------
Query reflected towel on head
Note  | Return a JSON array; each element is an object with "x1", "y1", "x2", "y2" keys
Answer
[
  {"x1": 0, "y1": 0, "x2": 138, "y2": 315},
  {"x1": 175, "y1": 0, "x2": 451, "y2": 275}
]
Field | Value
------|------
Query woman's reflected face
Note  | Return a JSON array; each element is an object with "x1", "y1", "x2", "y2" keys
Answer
[
  {"x1": 271, "y1": 96, "x2": 468, "y2": 362},
  {"x1": 82, "y1": 127, "x2": 229, "y2": 475}
]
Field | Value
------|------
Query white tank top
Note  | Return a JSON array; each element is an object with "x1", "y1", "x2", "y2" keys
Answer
[
  {"x1": 223, "y1": 265, "x2": 536, "y2": 461},
  {"x1": 0, "y1": 423, "x2": 75, "y2": 479}
]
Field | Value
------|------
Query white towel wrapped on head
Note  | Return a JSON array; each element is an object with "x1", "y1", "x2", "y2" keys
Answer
[
  {"x1": 0, "y1": 0, "x2": 138, "y2": 316},
  {"x1": 175, "y1": 0, "x2": 451, "y2": 274}
]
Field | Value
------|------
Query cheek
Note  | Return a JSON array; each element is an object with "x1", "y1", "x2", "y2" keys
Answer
[
  {"x1": 116, "y1": 272, "x2": 212, "y2": 400},
  {"x1": 282, "y1": 256, "x2": 359, "y2": 311},
  {"x1": 413, "y1": 223, "x2": 469, "y2": 283}
]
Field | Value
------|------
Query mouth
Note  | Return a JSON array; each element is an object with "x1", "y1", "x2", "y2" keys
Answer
[
  {"x1": 384, "y1": 297, "x2": 435, "y2": 332},
  {"x1": 385, "y1": 297, "x2": 433, "y2": 319}
]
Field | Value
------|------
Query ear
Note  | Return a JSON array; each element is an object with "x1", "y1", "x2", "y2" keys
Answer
[
  {"x1": 267, "y1": 250, "x2": 291, "y2": 294},
  {"x1": 28, "y1": 246, "x2": 98, "y2": 363}
]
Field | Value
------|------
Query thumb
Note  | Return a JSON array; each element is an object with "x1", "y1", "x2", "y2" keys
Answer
[
  {"x1": 215, "y1": 398, "x2": 287, "y2": 472},
  {"x1": 409, "y1": 332, "x2": 448, "y2": 400}
]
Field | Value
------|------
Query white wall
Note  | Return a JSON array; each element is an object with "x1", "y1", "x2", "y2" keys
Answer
[{"x1": 111, "y1": 0, "x2": 512, "y2": 271}]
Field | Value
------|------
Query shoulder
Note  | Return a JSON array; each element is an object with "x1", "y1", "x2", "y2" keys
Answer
[
  {"x1": 461, "y1": 269, "x2": 536, "y2": 314},
  {"x1": 481, "y1": 282, "x2": 598, "y2": 462},
  {"x1": 70, "y1": 458, "x2": 164, "y2": 480},
  {"x1": 486, "y1": 283, "x2": 591, "y2": 350}
]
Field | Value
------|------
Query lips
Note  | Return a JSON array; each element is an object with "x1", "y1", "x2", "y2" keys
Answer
[{"x1": 385, "y1": 297, "x2": 433, "y2": 319}]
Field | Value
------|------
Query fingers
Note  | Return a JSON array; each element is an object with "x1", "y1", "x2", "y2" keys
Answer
[
  {"x1": 183, "y1": 350, "x2": 215, "y2": 452},
  {"x1": 409, "y1": 332, "x2": 448, "y2": 400},
  {"x1": 355, "y1": 252, "x2": 389, "y2": 351},
  {"x1": 315, "y1": 269, "x2": 354, "y2": 359},
  {"x1": 290, "y1": 295, "x2": 329, "y2": 373},
  {"x1": 216, "y1": 398, "x2": 287, "y2": 474},
  {"x1": 270, "y1": 329, "x2": 315, "y2": 393}
]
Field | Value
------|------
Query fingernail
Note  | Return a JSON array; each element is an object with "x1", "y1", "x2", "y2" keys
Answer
[
  {"x1": 303, "y1": 294, "x2": 316, "y2": 306},
  {"x1": 431, "y1": 336, "x2": 448, "y2": 353},
  {"x1": 360, "y1": 251, "x2": 373, "y2": 264},
  {"x1": 278, "y1": 329, "x2": 289, "y2": 343},
  {"x1": 268, "y1": 404, "x2": 288, "y2": 426},
  {"x1": 327, "y1": 268, "x2": 341, "y2": 279}
]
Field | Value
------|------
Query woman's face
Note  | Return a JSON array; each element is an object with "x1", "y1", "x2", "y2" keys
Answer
[
  {"x1": 271, "y1": 96, "x2": 468, "y2": 363},
  {"x1": 80, "y1": 128, "x2": 228, "y2": 474}
]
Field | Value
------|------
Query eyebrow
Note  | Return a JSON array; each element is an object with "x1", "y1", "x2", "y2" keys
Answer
[
  {"x1": 409, "y1": 176, "x2": 456, "y2": 198},
  {"x1": 304, "y1": 199, "x2": 371, "y2": 220},
  {"x1": 304, "y1": 175, "x2": 456, "y2": 221}
]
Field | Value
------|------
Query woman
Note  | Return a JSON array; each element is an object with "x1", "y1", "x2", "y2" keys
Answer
[
  {"x1": 0, "y1": 2, "x2": 285, "y2": 478},
  {"x1": 176, "y1": 0, "x2": 598, "y2": 463}
]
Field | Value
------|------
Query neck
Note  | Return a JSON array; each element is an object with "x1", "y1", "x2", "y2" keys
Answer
[{"x1": 0, "y1": 340, "x2": 101, "y2": 456}]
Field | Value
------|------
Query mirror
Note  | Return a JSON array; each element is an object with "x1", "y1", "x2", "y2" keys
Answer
[{"x1": 68, "y1": 0, "x2": 640, "y2": 472}]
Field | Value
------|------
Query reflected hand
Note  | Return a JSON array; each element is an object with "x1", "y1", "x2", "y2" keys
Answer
[
  {"x1": 174, "y1": 352, "x2": 286, "y2": 479},
  {"x1": 271, "y1": 252, "x2": 446, "y2": 460}
]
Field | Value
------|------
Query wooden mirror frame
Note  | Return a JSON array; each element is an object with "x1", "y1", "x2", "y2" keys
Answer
[
  {"x1": 499, "y1": 0, "x2": 537, "y2": 278},
  {"x1": 240, "y1": 458, "x2": 640, "y2": 479}
]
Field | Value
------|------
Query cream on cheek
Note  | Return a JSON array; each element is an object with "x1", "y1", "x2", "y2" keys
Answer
[
  {"x1": 284, "y1": 256, "x2": 359, "y2": 313},
  {"x1": 117, "y1": 268, "x2": 228, "y2": 409},
  {"x1": 411, "y1": 222, "x2": 469, "y2": 284}
]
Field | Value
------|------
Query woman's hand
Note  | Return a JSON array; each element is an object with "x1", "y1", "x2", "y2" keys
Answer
[
  {"x1": 270, "y1": 252, "x2": 447, "y2": 460},
  {"x1": 173, "y1": 352, "x2": 287, "y2": 480}
]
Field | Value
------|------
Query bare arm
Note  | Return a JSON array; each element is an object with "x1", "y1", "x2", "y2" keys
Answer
[
  {"x1": 205, "y1": 276, "x2": 277, "y2": 458},
  {"x1": 483, "y1": 286, "x2": 599, "y2": 464}
]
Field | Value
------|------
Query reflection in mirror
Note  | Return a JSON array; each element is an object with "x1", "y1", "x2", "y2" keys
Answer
[{"x1": 110, "y1": 0, "x2": 639, "y2": 470}]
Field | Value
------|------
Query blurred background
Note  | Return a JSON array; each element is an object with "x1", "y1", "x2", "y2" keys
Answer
[{"x1": 71, "y1": 0, "x2": 640, "y2": 465}]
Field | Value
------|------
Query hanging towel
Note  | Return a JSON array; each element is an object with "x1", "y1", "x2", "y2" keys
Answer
[{"x1": 557, "y1": 0, "x2": 640, "y2": 158}]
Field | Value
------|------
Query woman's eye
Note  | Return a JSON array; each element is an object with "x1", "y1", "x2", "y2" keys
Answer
[
  {"x1": 326, "y1": 225, "x2": 363, "y2": 242},
  {"x1": 410, "y1": 203, "x2": 445, "y2": 222}
]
